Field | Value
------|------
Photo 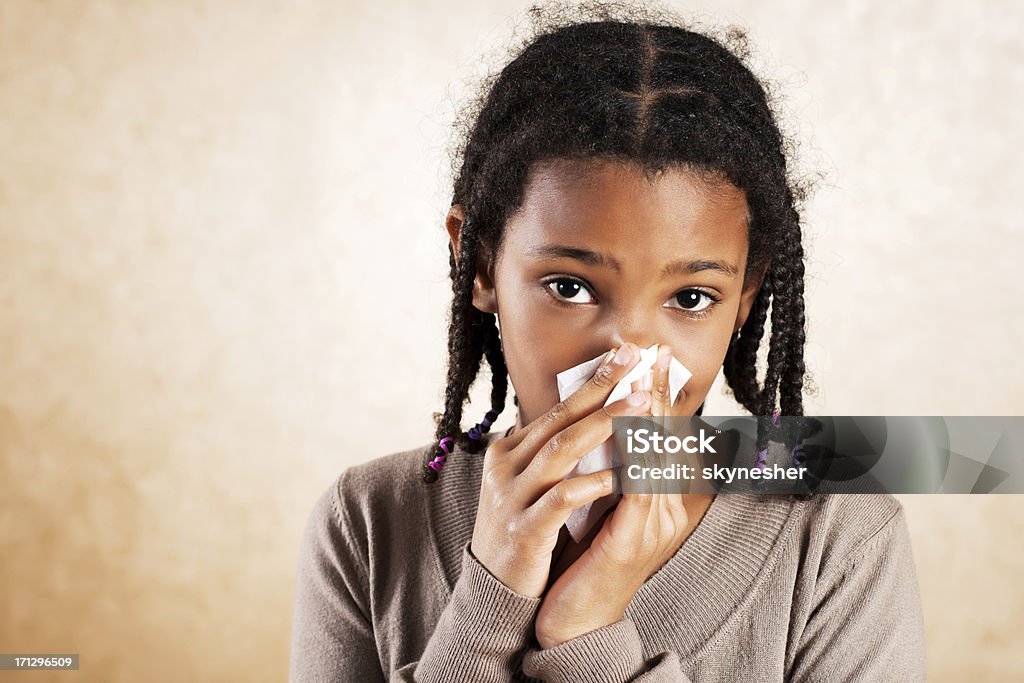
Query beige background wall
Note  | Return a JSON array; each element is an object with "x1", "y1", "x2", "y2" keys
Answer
[{"x1": 1, "y1": 1, "x2": 1021, "y2": 681}]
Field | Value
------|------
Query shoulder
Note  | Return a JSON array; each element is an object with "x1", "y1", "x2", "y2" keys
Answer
[
  {"x1": 298, "y1": 438, "x2": 488, "y2": 596},
  {"x1": 306, "y1": 442, "x2": 436, "y2": 542},
  {"x1": 793, "y1": 492, "x2": 910, "y2": 578},
  {"x1": 336, "y1": 442, "x2": 434, "y2": 510},
  {"x1": 307, "y1": 438, "x2": 486, "y2": 552},
  {"x1": 292, "y1": 444, "x2": 447, "y2": 634},
  {"x1": 298, "y1": 442, "x2": 430, "y2": 538},
  {"x1": 295, "y1": 442, "x2": 439, "y2": 580},
  {"x1": 801, "y1": 491, "x2": 905, "y2": 539}
]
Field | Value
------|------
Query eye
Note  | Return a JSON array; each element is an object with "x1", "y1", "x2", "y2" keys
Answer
[
  {"x1": 544, "y1": 277, "x2": 596, "y2": 305},
  {"x1": 664, "y1": 289, "x2": 720, "y2": 318}
]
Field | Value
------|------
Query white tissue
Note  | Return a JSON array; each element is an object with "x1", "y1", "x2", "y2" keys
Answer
[{"x1": 555, "y1": 344, "x2": 693, "y2": 542}]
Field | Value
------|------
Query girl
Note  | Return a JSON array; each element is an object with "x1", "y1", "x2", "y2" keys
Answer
[{"x1": 289, "y1": 8, "x2": 927, "y2": 682}]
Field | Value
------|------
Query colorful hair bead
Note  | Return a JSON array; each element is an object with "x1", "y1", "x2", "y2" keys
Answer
[
  {"x1": 421, "y1": 436, "x2": 454, "y2": 483},
  {"x1": 755, "y1": 448, "x2": 769, "y2": 470},
  {"x1": 791, "y1": 443, "x2": 812, "y2": 479},
  {"x1": 751, "y1": 447, "x2": 770, "y2": 491},
  {"x1": 424, "y1": 407, "x2": 506, "y2": 483},
  {"x1": 467, "y1": 408, "x2": 501, "y2": 441}
]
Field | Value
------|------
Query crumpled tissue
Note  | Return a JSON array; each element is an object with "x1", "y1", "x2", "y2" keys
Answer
[{"x1": 555, "y1": 344, "x2": 692, "y2": 542}]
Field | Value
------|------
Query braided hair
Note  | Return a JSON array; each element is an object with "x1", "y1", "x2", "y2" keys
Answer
[{"x1": 423, "y1": 5, "x2": 814, "y2": 484}]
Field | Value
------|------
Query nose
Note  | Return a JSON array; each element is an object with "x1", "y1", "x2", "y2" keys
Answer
[{"x1": 606, "y1": 308, "x2": 660, "y2": 352}]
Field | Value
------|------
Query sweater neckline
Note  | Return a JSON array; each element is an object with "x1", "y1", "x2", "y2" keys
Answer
[{"x1": 423, "y1": 431, "x2": 805, "y2": 663}]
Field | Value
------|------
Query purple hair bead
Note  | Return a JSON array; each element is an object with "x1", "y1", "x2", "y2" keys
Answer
[
  {"x1": 468, "y1": 407, "x2": 503, "y2": 441},
  {"x1": 755, "y1": 448, "x2": 768, "y2": 470}
]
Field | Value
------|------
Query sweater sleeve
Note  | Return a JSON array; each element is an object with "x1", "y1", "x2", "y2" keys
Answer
[
  {"x1": 787, "y1": 506, "x2": 928, "y2": 682},
  {"x1": 395, "y1": 542, "x2": 543, "y2": 681},
  {"x1": 288, "y1": 477, "x2": 543, "y2": 683},
  {"x1": 520, "y1": 617, "x2": 691, "y2": 682}
]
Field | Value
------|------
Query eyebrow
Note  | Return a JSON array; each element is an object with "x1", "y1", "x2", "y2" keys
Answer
[{"x1": 527, "y1": 244, "x2": 741, "y2": 278}]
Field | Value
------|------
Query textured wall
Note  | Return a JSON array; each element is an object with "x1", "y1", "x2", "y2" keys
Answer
[{"x1": 1, "y1": 1, "x2": 1021, "y2": 681}]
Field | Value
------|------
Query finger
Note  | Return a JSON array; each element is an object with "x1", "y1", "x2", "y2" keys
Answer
[
  {"x1": 652, "y1": 346, "x2": 671, "y2": 418},
  {"x1": 665, "y1": 492, "x2": 689, "y2": 539},
  {"x1": 504, "y1": 342, "x2": 644, "y2": 462},
  {"x1": 656, "y1": 490, "x2": 674, "y2": 537},
  {"x1": 516, "y1": 388, "x2": 652, "y2": 482},
  {"x1": 668, "y1": 386, "x2": 690, "y2": 417},
  {"x1": 525, "y1": 468, "x2": 617, "y2": 538},
  {"x1": 652, "y1": 494, "x2": 689, "y2": 572},
  {"x1": 597, "y1": 491, "x2": 656, "y2": 562},
  {"x1": 502, "y1": 344, "x2": 639, "y2": 453},
  {"x1": 615, "y1": 490, "x2": 656, "y2": 536}
]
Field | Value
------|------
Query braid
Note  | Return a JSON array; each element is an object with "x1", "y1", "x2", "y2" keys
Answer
[
  {"x1": 747, "y1": 194, "x2": 810, "y2": 485},
  {"x1": 779, "y1": 206, "x2": 808, "y2": 420},
  {"x1": 470, "y1": 313, "x2": 509, "y2": 453},
  {"x1": 761, "y1": 247, "x2": 794, "y2": 415},
  {"x1": 775, "y1": 200, "x2": 813, "y2": 488},
  {"x1": 423, "y1": 215, "x2": 510, "y2": 482},
  {"x1": 723, "y1": 272, "x2": 772, "y2": 409}
]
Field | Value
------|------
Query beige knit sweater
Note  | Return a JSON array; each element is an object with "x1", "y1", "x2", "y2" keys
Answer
[{"x1": 288, "y1": 432, "x2": 927, "y2": 681}]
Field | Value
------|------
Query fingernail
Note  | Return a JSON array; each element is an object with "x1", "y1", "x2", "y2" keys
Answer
[
  {"x1": 613, "y1": 344, "x2": 635, "y2": 366},
  {"x1": 641, "y1": 369, "x2": 653, "y2": 391},
  {"x1": 599, "y1": 349, "x2": 617, "y2": 367},
  {"x1": 656, "y1": 345, "x2": 672, "y2": 370},
  {"x1": 627, "y1": 389, "x2": 648, "y2": 406}
]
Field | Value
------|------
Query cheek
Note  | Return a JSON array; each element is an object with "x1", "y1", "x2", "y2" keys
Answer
[
  {"x1": 671, "y1": 325, "x2": 736, "y2": 410},
  {"x1": 493, "y1": 288, "x2": 567, "y2": 420}
]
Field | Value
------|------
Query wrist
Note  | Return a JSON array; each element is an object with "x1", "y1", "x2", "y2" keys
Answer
[
  {"x1": 524, "y1": 618, "x2": 649, "y2": 683},
  {"x1": 536, "y1": 606, "x2": 628, "y2": 649}
]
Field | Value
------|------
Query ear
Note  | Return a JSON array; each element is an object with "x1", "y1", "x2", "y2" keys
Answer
[
  {"x1": 733, "y1": 259, "x2": 769, "y2": 333},
  {"x1": 445, "y1": 204, "x2": 499, "y2": 314}
]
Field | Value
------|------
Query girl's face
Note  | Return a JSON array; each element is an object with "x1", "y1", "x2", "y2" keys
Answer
[{"x1": 447, "y1": 158, "x2": 765, "y2": 428}]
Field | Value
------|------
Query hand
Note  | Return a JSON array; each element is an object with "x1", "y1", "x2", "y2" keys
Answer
[
  {"x1": 535, "y1": 345, "x2": 697, "y2": 648},
  {"x1": 469, "y1": 342, "x2": 650, "y2": 598}
]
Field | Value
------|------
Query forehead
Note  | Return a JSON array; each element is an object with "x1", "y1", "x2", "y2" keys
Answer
[{"x1": 502, "y1": 159, "x2": 750, "y2": 270}]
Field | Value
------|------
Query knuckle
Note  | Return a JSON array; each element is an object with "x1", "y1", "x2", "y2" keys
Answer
[
  {"x1": 487, "y1": 438, "x2": 510, "y2": 458},
  {"x1": 546, "y1": 482, "x2": 572, "y2": 509},
  {"x1": 482, "y1": 449, "x2": 500, "y2": 473},
  {"x1": 529, "y1": 445, "x2": 553, "y2": 473},
  {"x1": 546, "y1": 400, "x2": 570, "y2": 425},
  {"x1": 481, "y1": 465, "x2": 506, "y2": 492},
  {"x1": 547, "y1": 429, "x2": 576, "y2": 456},
  {"x1": 546, "y1": 430, "x2": 564, "y2": 455},
  {"x1": 590, "y1": 363, "x2": 617, "y2": 389}
]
